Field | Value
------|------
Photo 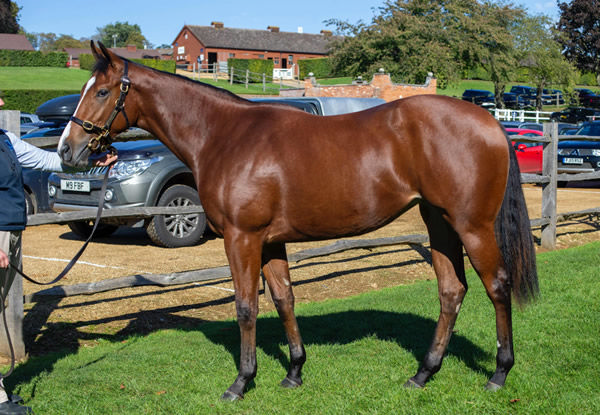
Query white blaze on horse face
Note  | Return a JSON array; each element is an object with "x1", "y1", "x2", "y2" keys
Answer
[{"x1": 58, "y1": 76, "x2": 96, "y2": 153}]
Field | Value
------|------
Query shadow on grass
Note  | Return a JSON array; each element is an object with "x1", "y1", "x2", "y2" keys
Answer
[{"x1": 12, "y1": 303, "x2": 492, "y2": 399}]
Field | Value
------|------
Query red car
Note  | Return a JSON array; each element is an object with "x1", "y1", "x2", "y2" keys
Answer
[{"x1": 506, "y1": 128, "x2": 543, "y2": 174}]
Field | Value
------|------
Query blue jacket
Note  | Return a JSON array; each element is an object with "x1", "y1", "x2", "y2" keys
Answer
[
  {"x1": 0, "y1": 131, "x2": 26, "y2": 231},
  {"x1": 0, "y1": 130, "x2": 70, "y2": 231}
]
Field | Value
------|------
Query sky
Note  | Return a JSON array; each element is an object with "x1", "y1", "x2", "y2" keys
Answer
[{"x1": 15, "y1": 0, "x2": 560, "y2": 48}]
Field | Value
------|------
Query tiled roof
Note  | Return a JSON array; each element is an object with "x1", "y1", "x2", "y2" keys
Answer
[
  {"x1": 185, "y1": 25, "x2": 335, "y2": 54},
  {"x1": 0, "y1": 34, "x2": 34, "y2": 51}
]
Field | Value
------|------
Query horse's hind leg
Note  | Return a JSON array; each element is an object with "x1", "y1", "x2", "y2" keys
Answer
[
  {"x1": 407, "y1": 203, "x2": 468, "y2": 387},
  {"x1": 261, "y1": 243, "x2": 306, "y2": 388},
  {"x1": 460, "y1": 226, "x2": 514, "y2": 390}
]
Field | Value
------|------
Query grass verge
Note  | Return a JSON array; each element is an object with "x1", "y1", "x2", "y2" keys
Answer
[{"x1": 4, "y1": 242, "x2": 600, "y2": 414}]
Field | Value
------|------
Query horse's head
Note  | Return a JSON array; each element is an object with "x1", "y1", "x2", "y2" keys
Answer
[{"x1": 58, "y1": 41, "x2": 136, "y2": 167}]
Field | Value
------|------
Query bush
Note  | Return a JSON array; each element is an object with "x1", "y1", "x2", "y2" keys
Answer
[
  {"x1": 0, "y1": 90, "x2": 80, "y2": 113},
  {"x1": 578, "y1": 72, "x2": 598, "y2": 86},
  {"x1": 228, "y1": 58, "x2": 274, "y2": 83},
  {"x1": 0, "y1": 50, "x2": 68, "y2": 67},
  {"x1": 79, "y1": 54, "x2": 176, "y2": 73},
  {"x1": 298, "y1": 58, "x2": 332, "y2": 79}
]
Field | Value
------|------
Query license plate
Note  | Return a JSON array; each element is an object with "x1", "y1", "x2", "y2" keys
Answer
[
  {"x1": 61, "y1": 179, "x2": 91, "y2": 192},
  {"x1": 563, "y1": 157, "x2": 583, "y2": 165}
]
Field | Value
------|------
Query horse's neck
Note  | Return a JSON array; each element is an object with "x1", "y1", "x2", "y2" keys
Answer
[{"x1": 134, "y1": 73, "x2": 245, "y2": 165}]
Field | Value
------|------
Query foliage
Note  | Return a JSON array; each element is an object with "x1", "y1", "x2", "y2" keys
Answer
[
  {"x1": 78, "y1": 53, "x2": 95, "y2": 71},
  {"x1": 6, "y1": 243, "x2": 600, "y2": 413},
  {"x1": 0, "y1": 89, "x2": 80, "y2": 113},
  {"x1": 131, "y1": 58, "x2": 175, "y2": 74},
  {"x1": 0, "y1": 0, "x2": 20, "y2": 34},
  {"x1": 326, "y1": 0, "x2": 524, "y2": 89},
  {"x1": 514, "y1": 14, "x2": 577, "y2": 110},
  {"x1": 578, "y1": 72, "x2": 598, "y2": 86},
  {"x1": 97, "y1": 21, "x2": 148, "y2": 49},
  {"x1": 227, "y1": 58, "x2": 274, "y2": 83},
  {"x1": 298, "y1": 58, "x2": 332, "y2": 79},
  {"x1": 0, "y1": 50, "x2": 68, "y2": 67},
  {"x1": 556, "y1": 0, "x2": 600, "y2": 75}
]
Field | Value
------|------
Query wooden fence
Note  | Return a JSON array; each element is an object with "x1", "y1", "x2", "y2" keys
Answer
[{"x1": 3, "y1": 119, "x2": 600, "y2": 359}]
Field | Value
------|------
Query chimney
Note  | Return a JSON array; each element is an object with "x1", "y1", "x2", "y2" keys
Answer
[
  {"x1": 211, "y1": 21, "x2": 224, "y2": 29},
  {"x1": 127, "y1": 44, "x2": 136, "y2": 52},
  {"x1": 268, "y1": 26, "x2": 280, "y2": 33},
  {"x1": 320, "y1": 30, "x2": 332, "y2": 37}
]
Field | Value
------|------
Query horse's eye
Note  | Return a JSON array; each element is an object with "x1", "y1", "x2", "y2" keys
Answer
[{"x1": 97, "y1": 89, "x2": 110, "y2": 98}]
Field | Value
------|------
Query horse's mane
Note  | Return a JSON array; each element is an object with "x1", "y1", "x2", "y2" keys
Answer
[{"x1": 93, "y1": 53, "x2": 249, "y2": 104}]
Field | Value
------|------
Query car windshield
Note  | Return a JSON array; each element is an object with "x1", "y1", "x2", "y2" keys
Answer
[{"x1": 575, "y1": 123, "x2": 600, "y2": 136}]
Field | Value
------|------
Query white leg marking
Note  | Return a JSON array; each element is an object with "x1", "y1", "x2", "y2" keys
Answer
[{"x1": 58, "y1": 76, "x2": 96, "y2": 152}]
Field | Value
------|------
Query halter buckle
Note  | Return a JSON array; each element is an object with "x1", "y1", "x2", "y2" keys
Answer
[{"x1": 82, "y1": 120, "x2": 95, "y2": 133}]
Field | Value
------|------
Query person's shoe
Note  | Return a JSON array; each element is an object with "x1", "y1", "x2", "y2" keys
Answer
[{"x1": 0, "y1": 400, "x2": 33, "y2": 414}]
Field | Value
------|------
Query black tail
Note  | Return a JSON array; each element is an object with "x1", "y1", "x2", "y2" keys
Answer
[{"x1": 495, "y1": 134, "x2": 539, "y2": 305}]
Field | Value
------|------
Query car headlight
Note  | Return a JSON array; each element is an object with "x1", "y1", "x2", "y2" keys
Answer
[
  {"x1": 109, "y1": 157, "x2": 163, "y2": 179},
  {"x1": 592, "y1": 150, "x2": 600, "y2": 157}
]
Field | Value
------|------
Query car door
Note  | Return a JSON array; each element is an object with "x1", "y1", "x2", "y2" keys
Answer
[{"x1": 514, "y1": 133, "x2": 543, "y2": 173}]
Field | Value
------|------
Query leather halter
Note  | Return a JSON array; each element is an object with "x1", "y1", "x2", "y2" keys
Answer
[{"x1": 70, "y1": 60, "x2": 131, "y2": 155}]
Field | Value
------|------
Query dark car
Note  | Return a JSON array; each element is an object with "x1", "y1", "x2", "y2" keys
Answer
[
  {"x1": 550, "y1": 107, "x2": 600, "y2": 124},
  {"x1": 573, "y1": 88, "x2": 600, "y2": 108},
  {"x1": 544, "y1": 89, "x2": 565, "y2": 106},
  {"x1": 461, "y1": 89, "x2": 495, "y2": 108},
  {"x1": 509, "y1": 85, "x2": 552, "y2": 106},
  {"x1": 502, "y1": 92, "x2": 528, "y2": 109},
  {"x1": 557, "y1": 121, "x2": 600, "y2": 174}
]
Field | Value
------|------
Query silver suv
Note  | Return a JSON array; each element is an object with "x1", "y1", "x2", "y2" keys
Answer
[{"x1": 48, "y1": 138, "x2": 205, "y2": 247}]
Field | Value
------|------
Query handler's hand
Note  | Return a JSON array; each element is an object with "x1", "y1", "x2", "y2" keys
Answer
[
  {"x1": 0, "y1": 249, "x2": 8, "y2": 269},
  {"x1": 94, "y1": 153, "x2": 118, "y2": 167}
]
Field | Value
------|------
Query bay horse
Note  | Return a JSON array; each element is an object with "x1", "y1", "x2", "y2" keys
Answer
[{"x1": 58, "y1": 42, "x2": 538, "y2": 400}]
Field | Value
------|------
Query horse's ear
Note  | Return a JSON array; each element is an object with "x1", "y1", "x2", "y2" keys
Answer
[
  {"x1": 97, "y1": 41, "x2": 113, "y2": 65},
  {"x1": 90, "y1": 40, "x2": 102, "y2": 60}
]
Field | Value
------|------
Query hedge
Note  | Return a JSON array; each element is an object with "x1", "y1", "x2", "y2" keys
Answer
[
  {"x1": 0, "y1": 50, "x2": 68, "y2": 67},
  {"x1": 0, "y1": 90, "x2": 80, "y2": 114},
  {"x1": 298, "y1": 58, "x2": 332, "y2": 79},
  {"x1": 227, "y1": 58, "x2": 274, "y2": 83},
  {"x1": 78, "y1": 53, "x2": 176, "y2": 73}
]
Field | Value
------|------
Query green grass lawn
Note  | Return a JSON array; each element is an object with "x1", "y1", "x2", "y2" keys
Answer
[
  {"x1": 0, "y1": 67, "x2": 92, "y2": 90},
  {"x1": 6, "y1": 242, "x2": 600, "y2": 414}
]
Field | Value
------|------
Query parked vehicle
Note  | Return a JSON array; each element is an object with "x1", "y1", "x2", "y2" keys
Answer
[
  {"x1": 506, "y1": 128, "x2": 543, "y2": 174},
  {"x1": 550, "y1": 107, "x2": 600, "y2": 124},
  {"x1": 543, "y1": 89, "x2": 565, "y2": 105},
  {"x1": 573, "y1": 88, "x2": 600, "y2": 108},
  {"x1": 557, "y1": 121, "x2": 600, "y2": 174},
  {"x1": 501, "y1": 121, "x2": 543, "y2": 131},
  {"x1": 48, "y1": 96, "x2": 386, "y2": 247},
  {"x1": 509, "y1": 85, "x2": 552, "y2": 106},
  {"x1": 461, "y1": 89, "x2": 495, "y2": 108},
  {"x1": 502, "y1": 92, "x2": 528, "y2": 109}
]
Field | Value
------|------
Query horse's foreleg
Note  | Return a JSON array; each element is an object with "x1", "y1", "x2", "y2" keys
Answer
[
  {"x1": 221, "y1": 230, "x2": 262, "y2": 401},
  {"x1": 262, "y1": 243, "x2": 306, "y2": 388},
  {"x1": 407, "y1": 204, "x2": 467, "y2": 388},
  {"x1": 461, "y1": 227, "x2": 514, "y2": 390}
]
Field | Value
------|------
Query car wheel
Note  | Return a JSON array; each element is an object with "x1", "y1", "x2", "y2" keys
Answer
[
  {"x1": 145, "y1": 184, "x2": 206, "y2": 248},
  {"x1": 67, "y1": 221, "x2": 119, "y2": 239},
  {"x1": 24, "y1": 190, "x2": 36, "y2": 216}
]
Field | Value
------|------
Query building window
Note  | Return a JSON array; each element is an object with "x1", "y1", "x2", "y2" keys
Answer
[
  {"x1": 229, "y1": 53, "x2": 235, "y2": 58},
  {"x1": 258, "y1": 54, "x2": 264, "y2": 59},
  {"x1": 184, "y1": 33, "x2": 188, "y2": 39},
  {"x1": 288, "y1": 55, "x2": 293, "y2": 63},
  {"x1": 274, "y1": 58, "x2": 279, "y2": 65}
]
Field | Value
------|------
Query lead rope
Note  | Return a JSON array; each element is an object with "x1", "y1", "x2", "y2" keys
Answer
[{"x1": 1, "y1": 158, "x2": 116, "y2": 380}]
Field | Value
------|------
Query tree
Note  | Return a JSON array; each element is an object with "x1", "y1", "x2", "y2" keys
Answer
[
  {"x1": 556, "y1": 0, "x2": 600, "y2": 75},
  {"x1": 326, "y1": 0, "x2": 523, "y2": 89},
  {"x1": 96, "y1": 21, "x2": 147, "y2": 48},
  {"x1": 516, "y1": 15, "x2": 576, "y2": 110},
  {"x1": 0, "y1": 0, "x2": 20, "y2": 33},
  {"x1": 54, "y1": 34, "x2": 88, "y2": 50}
]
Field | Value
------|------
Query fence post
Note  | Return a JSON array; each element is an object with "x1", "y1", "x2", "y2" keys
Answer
[
  {"x1": 213, "y1": 63, "x2": 217, "y2": 82},
  {"x1": 541, "y1": 122, "x2": 558, "y2": 250},
  {"x1": 245, "y1": 69, "x2": 249, "y2": 89},
  {"x1": 262, "y1": 73, "x2": 266, "y2": 92},
  {"x1": 0, "y1": 110, "x2": 26, "y2": 360},
  {"x1": 230, "y1": 66, "x2": 234, "y2": 85}
]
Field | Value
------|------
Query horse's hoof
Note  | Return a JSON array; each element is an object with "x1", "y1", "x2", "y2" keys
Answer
[
  {"x1": 403, "y1": 378, "x2": 423, "y2": 389},
  {"x1": 280, "y1": 376, "x2": 302, "y2": 388},
  {"x1": 485, "y1": 381, "x2": 503, "y2": 392},
  {"x1": 221, "y1": 390, "x2": 243, "y2": 401}
]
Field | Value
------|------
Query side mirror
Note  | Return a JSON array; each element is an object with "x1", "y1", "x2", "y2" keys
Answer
[{"x1": 517, "y1": 144, "x2": 527, "y2": 151}]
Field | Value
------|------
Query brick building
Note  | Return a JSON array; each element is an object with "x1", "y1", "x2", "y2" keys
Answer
[{"x1": 172, "y1": 22, "x2": 335, "y2": 76}]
